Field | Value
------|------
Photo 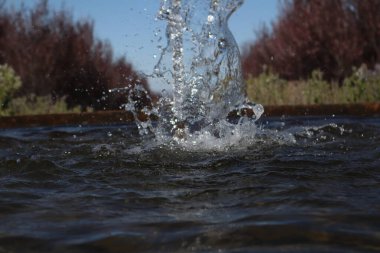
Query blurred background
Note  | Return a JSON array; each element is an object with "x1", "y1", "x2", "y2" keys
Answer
[{"x1": 0, "y1": 0, "x2": 379, "y2": 116}]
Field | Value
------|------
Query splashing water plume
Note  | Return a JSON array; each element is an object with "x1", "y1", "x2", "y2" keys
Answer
[{"x1": 126, "y1": 0, "x2": 264, "y2": 150}]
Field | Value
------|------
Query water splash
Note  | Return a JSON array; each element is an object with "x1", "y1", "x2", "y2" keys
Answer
[{"x1": 125, "y1": 0, "x2": 264, "y2": 150}]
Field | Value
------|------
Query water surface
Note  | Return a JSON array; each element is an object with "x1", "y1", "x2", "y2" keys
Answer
[{"x1": 0, "y1": 116, "x2": 380, "y2": 252}]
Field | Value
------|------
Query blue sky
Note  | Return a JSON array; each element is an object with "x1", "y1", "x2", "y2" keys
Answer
[{"x1": 7, "y1": 0, "x2": 280, "y2": 91}]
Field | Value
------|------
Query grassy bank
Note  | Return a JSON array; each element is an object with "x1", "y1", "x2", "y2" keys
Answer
[
  {"x1": 1, "y1": 95, "x2": 86, "y2": 116},
  {"x1": 1, "y1": 64, "x2": 86, "y2": 116},
  {"x1": 2, "y1": 64, "x2": 380, "y2": 117},
  {"x1": 247, "y1": 68, "x2": 380, "y2": 105}
]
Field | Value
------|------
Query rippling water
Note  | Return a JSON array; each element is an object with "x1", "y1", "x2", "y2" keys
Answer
[{"x1": 1, "y1": 116, "x2": 380, "y2": 253}]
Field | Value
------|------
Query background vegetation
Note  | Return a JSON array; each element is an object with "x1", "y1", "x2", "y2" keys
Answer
[
  {"x1": 247, "y1": 66, "x2": 380, "y2": 105},
  {"x1": 0, "y1": 64, "x2": 21, "y2": 112},
  {"x1": 243, "y1": 0, "x2": 380, "y2": 105},
  {"x1": 1, "y1": 0, "x2": 380, "y2": 116},
  {"x1": 242, "y1": 0, "x2": 380, "y2": 81},
  {"x1": 0, "y1": 0, "x2": 153, "y2": 116}
]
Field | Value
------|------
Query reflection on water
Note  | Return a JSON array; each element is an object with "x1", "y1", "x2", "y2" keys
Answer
[{"x1": 0, "y1": 116, "x2": 379, "y2": 252}]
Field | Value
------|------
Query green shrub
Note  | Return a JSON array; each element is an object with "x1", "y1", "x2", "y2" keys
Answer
[
  {"x1": 246, "y1": 67, "x2": 380, "y2": 105},
  {"x1": 246, "y1": 69, "x2": 288, "y2": 105},
  {"x1": 0, "y1": 64, "x2": 22, "y2": 112},
  {"x1": 2, "y1": 94, "x2": 84, "y2": 116},
  {"x1": 0, "y1": 64, "x2": 84, "y2": 116},
  {"x1": 303, "y1": 70, "x2": 331, "y2": 104},
  {"x1": 340, "y1": 66, "x2": 380, "y2": 103}
]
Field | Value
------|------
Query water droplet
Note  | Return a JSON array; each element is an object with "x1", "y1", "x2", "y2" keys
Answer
[
  {"x1": 159, "y1": 8, "x2": 171, "y2": 19},
  {"x1": 191, "y1": 88, "x2": 198, "y2": 96},
  {"x1": 218, "y1": 38, "x2": 227, "y2": 49},
  {"x1": 208, "y1": 32, "x2": 216, "y2": 39}
]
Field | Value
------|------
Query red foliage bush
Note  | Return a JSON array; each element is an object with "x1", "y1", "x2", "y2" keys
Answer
[
  {"x1": 242, "y1": 0, "x2": 380, "y2": 81},
  {"x1": 0, "y1": 0, "x2": 152, "y2": 110}
]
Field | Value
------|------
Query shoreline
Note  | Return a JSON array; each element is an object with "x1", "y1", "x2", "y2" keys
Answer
[{"x1": 1, "y1": 103, "x2": 379, "y2": 129}]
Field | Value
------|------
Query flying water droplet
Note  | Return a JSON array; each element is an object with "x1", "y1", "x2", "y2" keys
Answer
[
  {"x1": 207, "y1": 15, "x2": 215, "y2": 23},
  {"x1": 218, "y1": 38, "x2": 227, "y2": 49}
]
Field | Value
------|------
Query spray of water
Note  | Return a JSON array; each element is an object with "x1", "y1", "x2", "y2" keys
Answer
[{"x1": 123, "y1": 0, "x2": 264, "y2": 150}]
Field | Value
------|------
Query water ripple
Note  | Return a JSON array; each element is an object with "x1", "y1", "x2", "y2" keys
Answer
[{"x1": 0, "y1": 117, "x2": 379, "y2": 252}]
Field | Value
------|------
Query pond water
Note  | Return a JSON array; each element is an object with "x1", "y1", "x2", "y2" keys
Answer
[
  {"x1": 0, "y1": 116, "x2": 379, "y2": 253},
  {"x1": 1, "y1": 1, "x2": 379, "y2": 252}
]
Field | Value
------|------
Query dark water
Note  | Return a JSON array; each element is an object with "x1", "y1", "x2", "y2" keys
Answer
[{"x1": 0, "y1": 116, "x2": 379, "y2": 253}]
